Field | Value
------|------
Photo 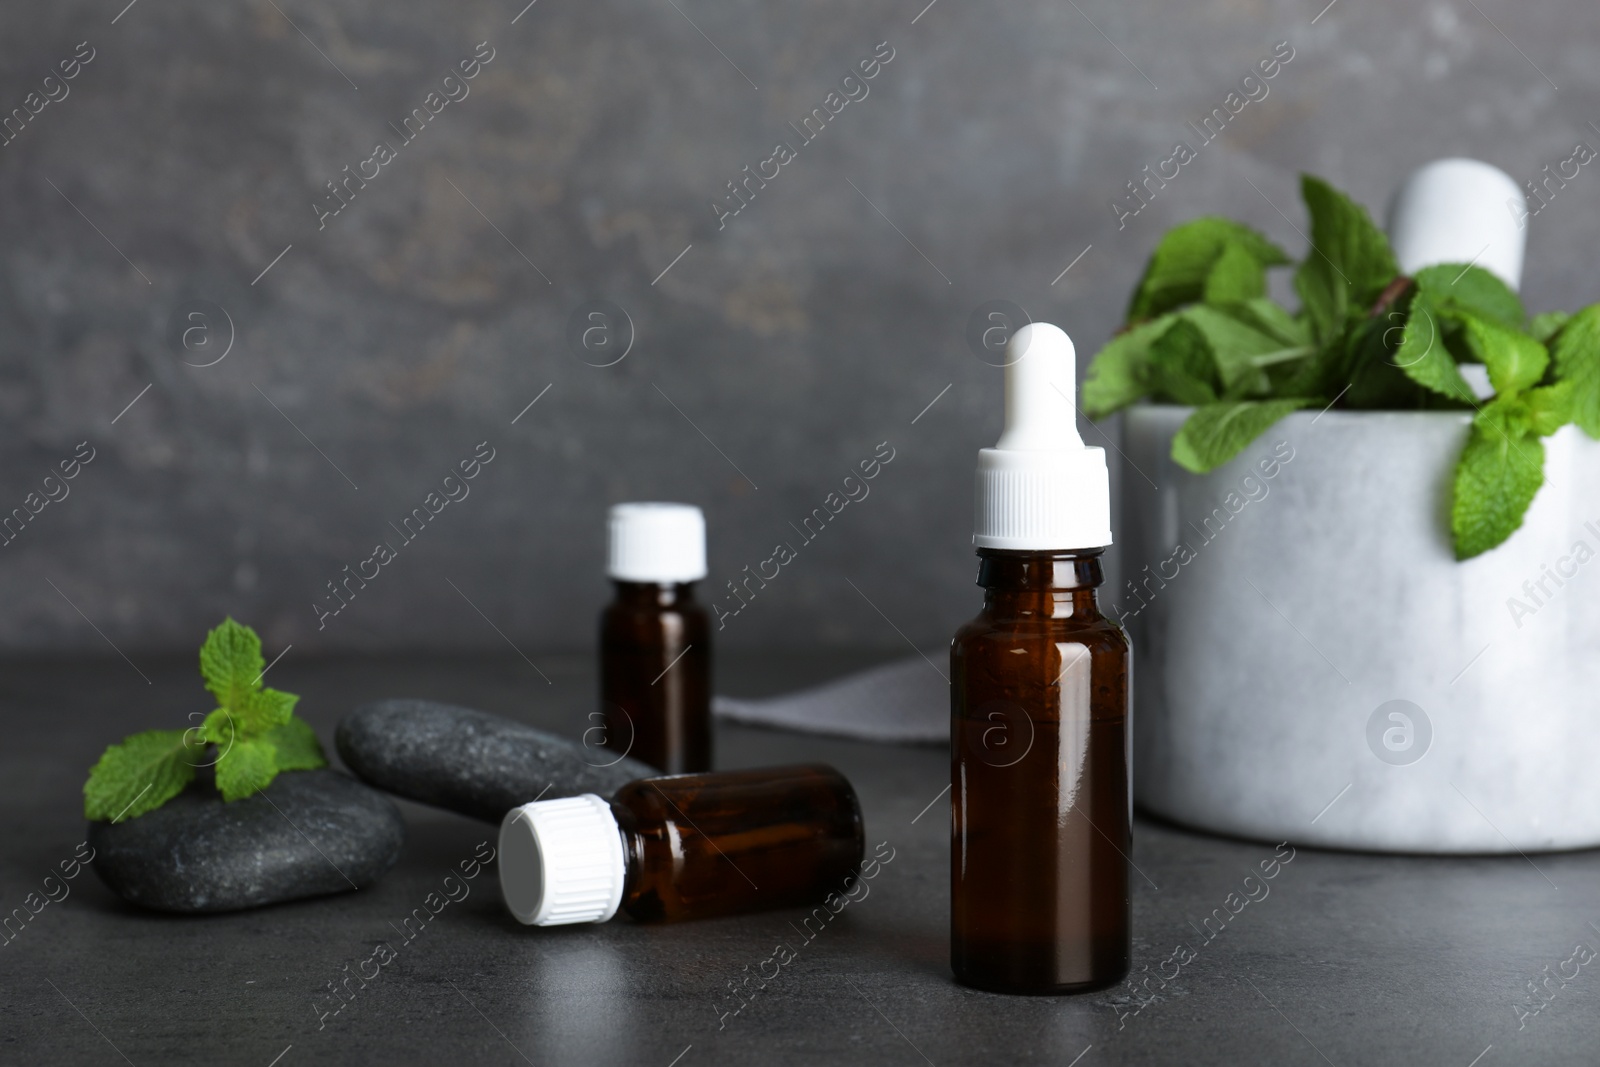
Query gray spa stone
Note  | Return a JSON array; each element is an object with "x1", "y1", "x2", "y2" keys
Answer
[
  {"x1": 336, "y1": 699, "x2": 658, "y2": 822},
  {"x1": 88, "y1": 769, "x2": 405, "y2": 913}
]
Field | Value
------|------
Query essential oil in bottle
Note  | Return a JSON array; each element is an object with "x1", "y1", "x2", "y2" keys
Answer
[
  {"x1": 498, "y1": 764, "x2": 864, "y2": 925},
  {"x1": 600, "y1": 502, "x2": 712, "y2": 773},
  {"x1": 951, "y1": 322, "x2": 1131, "y2": 994}
]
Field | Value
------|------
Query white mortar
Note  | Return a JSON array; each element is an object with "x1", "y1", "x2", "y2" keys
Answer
[{"x1": 1120, "y1": 405, "x2": 1600, "y2": 853}]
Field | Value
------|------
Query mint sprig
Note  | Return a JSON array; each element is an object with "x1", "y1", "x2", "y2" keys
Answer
[
  {"x1": 1084, "y1": 172, "x2": 1600, "y2": 560},
  {"x1": 84, "y1": 618, "x2": 327, "y2": 821}
]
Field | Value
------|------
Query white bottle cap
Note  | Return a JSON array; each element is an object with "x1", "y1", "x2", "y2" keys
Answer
[
  {"x1": 974, "y1": 323, "x2": 1112, "y2": 550},
  {"x1": 499, "y1": 794, "x2": 627, "y2": 926},
  {"x1": 1387, "y1": 158, "x2": 1527, "y2": 291},
  {"x1": 607, "y1": 502, "x2": 707, "y2": 583}
]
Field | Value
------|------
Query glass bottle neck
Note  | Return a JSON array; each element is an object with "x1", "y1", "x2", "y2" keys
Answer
[
  {"x1": 615, "y1": 809, "x2": 643, "y2": 901},
  {"x1": 611, "y1": 580, "x2": 698, "y2": 608},
  {"x1": 975, "y1": 549, "x2": 1104, "y2": 616}
]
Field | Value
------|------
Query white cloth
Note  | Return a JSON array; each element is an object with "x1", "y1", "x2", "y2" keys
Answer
[{"x1": 713, "y1": 654, "x2": 947, "y2": 744}]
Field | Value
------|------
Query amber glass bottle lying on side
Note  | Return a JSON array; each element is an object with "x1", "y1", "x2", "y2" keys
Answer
[{"x1": 499, "y1": 764, "x2": 864, "y2": 925}]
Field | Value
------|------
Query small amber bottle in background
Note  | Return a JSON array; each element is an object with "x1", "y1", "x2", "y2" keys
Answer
[
  {"x1": 498, "y1": 764, "x2": 864, "y2": 925},
  {"x1": 952, "y1": 323, "x2": 1131, "y2": 994},
  {"x1": 600, "y1": 503, "x2": 712, "y2": 773}
]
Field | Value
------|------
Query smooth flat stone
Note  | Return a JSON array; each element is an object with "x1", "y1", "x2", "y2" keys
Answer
[
  {"x1": 336, "y1": 699, "x2": 657, "y2": 823},
  {"x1": 88, "y1": 769, "x2": 404, "y2": 914}
]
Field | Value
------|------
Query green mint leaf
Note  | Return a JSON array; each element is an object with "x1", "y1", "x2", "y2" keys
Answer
[
  {"x1": 1523, "y1": 381, "x2": 1575, "y2": 436},
  {"x1": 1128, "y1": 217, "x2": 1288, "y2": 321},
  {"x1": 1451, "y1": 414, "x2": 1545, "y2": 559},
  {"x1": 1201, "y1": 241, "x2": 1269, "y2": 306},
  {"x1": 84, "y1": 729, "x2": 200, "y2": 822},
  {"x1": 263, "y1": 716, "x2": 328, "y2": 772},
  {"x1": 240, "y1": 686, "x2": 298, "y2": 735},
  {"x1": 1176, "y1": 305, "x2": 1285, "y2": 397},
  {"x1": 199, "y1": 617, "x2": 264, "y2": 715},
  {"x1": 1392, "y1": 296, "x2": 1476, "y2": 402},
  {"x1": 1300, "y1": 175, "x2": 1400, "y2": 302},
  {"x1": 1473, "y1": 393, "x2": 1535, "y2": 440},
  {"x1": 1224, "y1": 297, "x2": 1312, "y2": 348},
  {"x1": 1458, "y1": 313, "x2": 1549, "y2": 397},
  {"x1": 1293, "y1": 262, "x2": 1344, "y2": 349},
  {"x1": 1478, "y1": 382, "x2": 1573, "y2": 440},
  {"x1": 215, "y1": 737, "x2": 279, "y2": 802},
  {"x1": 1551, "y1": 304, "x2": 1600, "y2": 437},
  {"x1": 1145, "y1": 320, "x2": 1219, "y2": 405},
  {"x1": 201, "y1": 707, "x2": 233, "y2": 747},
  {"x1": 1293, "y1": 175, "x2": 1400, "y2": 344},
  {"x1": 1531, "y1": 310, "x2": 1571, "y2": 344},
  {"x1": 1414, "y1": 264, "x2": 1525, "y2": 330},
  {"x1": 1171, "y1": 398, "x2": 1315, "y2": 473},
  {"x1": 1083, "y1": 314, "x2": 1178, "y2": 418}
]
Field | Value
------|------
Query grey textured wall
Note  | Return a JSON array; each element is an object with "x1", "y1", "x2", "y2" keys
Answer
[{"x1": 1, "y1": 0, "x2": 1596, "y2": 654}]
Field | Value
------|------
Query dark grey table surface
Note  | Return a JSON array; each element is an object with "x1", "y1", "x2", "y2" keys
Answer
[{"x1": 3, "y1": 650, "x2": 1597, "y2": 1066}]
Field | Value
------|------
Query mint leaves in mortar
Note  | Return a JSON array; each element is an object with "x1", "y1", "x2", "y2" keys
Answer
[
  {"x1": 83, "y1": 618, "x2": 326, "y2": 821},
  {"x1": 1084, "y1": 175, "x2": 1600, "y2": 559}
]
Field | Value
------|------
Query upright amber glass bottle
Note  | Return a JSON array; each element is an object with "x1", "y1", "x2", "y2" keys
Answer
[
  {"x1": 952, "y1": 321, "x2": 1130, "y2": 994},
  {"x1": 599, "y1": 503, "x2": 712, "y2": 773},
  {"x1": 601, "y1": 580, "x2": 711, "y2": 773},
  {"x1": 498, "y1": 764, "x2": 864, "y2": 926},
  {"x1": 951, "y1": 549, "x2": 1130, "y2": 992}
]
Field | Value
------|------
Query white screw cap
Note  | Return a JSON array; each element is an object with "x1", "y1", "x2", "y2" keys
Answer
[
  {"x1": 498, "y1": 794, "x2": 626, "y2": 926},
  {"x1": 607, "y1": 502, "x2": 707, "y2": 583},
  {"x1": 1387, "y1": 158, "x2": 1527, "y2": 291},
  {"x1": 974, "y1": 323, "x2": 1112, "y2": 550}
]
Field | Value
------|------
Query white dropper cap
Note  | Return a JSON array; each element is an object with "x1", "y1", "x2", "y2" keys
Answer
[
  {"x1": 607, "y1": 502, "x2": 707, "y2": 583},
  {"x1": 973, "y1": 323, "x2": 1112, "y2": 550},
  {"x1": 1387, "y1": 158, "x2": 1527, "y2": 290},
  {"x1": 499, "y1": 795, "x2": 627, "y2": 926}
]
